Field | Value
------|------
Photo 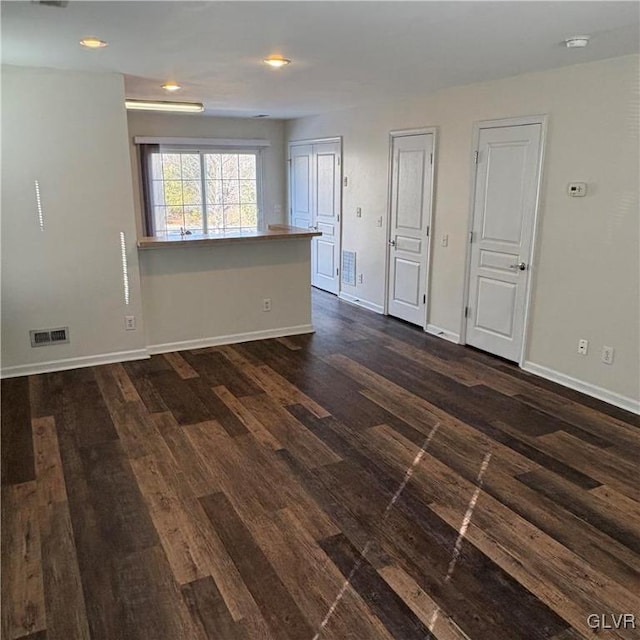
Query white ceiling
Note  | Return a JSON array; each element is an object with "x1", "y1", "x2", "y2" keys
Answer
[{"x1": 2, "y1": 1, "x2": 639, "y2": 119}]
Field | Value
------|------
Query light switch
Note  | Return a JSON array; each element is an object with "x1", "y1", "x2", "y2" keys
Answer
[
  {"x1": 441, "y1": 234, "x2": 449, "y2": 247},
  {"x1": 356, "y1": 207, "x2": 362, "y2": 218}
]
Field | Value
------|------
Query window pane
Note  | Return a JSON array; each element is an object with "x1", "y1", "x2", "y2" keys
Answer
[
  {"x1": 163, "y1": 181, "x2": 183, "y2": 207},
  {"x1": 239, "y1": 180, "x2": 257, "y2": 204},
  {"x1": 154, "y1": 206, "x2": 167, "y2": 232},
  {"x1": 221, "y1": 180, "x2": 239, "y2": 205},
  {"x1": 182, "y1": 180, "x2": 202, "y2": 206},
  {"x1": 161, "y1": 154, "x2": 182, "y2": 180},
  {"x1": 205, "y1": 154, "x2": 222, "y2": 180},
  {"x1": 240, "y1": 203, "x2": 257, "y2": 228},
  {"x1": 221, "y1": 154, "x2": 239, "y2": 180},
  {"x1": 238, "y1": 154, "x2": 256, "y2": 179},
  {"x1": 181, "y1": 154, "x2": 201, "y2": 180},
  {"x1": 224, "y1": 204, "x2": 241, "y2": 228},
  {"x1": 205, "y1": 180, "x2": 222, "y2": 205},
  {"x1": 166, "y1": 206, "x2": 184, "y2": 231},
  {"x1": 184, "y1": 206, "x2": 203, "y2": 231},
  {"x1": 207, "y1": 205, "x2": 224, "y2": 230}
]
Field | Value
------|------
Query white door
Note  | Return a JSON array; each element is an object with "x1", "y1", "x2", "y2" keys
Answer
[
  {"x1": 289, "y1": 140, "x2": 342, "y2": 295},
  {"x1": 387, "y1": 133, "x2": 434, "y2": 326},
  {"x1": 312, "y1": 141, "x2": 341, "y2": 294},
  {"x1": 465, "y1": 123, "x2": 542, "y2": 362},
  {"x1": 290, "y1": 144, "x2": 313, "y2": 230}
]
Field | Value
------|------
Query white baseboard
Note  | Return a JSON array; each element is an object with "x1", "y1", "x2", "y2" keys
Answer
[
  {"x1": 1, "y1": 348, "x2": 150, "y2": 379},
  {"x1": 522, "y1": 361, "x2": 640, "y2": 415},
  {"x1": 147, "y1": 324, "x2": 315, "y2": 355},
  {"x1": 426, "y1": 324, "x2": 461, "y2": 344},
  {"x1": 338, "y1": 292, "x2": 384, "y2": 314}
]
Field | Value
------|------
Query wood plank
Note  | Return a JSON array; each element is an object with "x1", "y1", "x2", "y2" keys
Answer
[
  {"x1": 240, "y1": 394, "x2": 340, "y2": 469},
  {"x1": 212, "y1": 385, "x2": 282, "y2": 450},
  {"x1": 32, "y1": 417, "x2": 67, "y2": 508},
  {"x1": 38, "y1": 502, "x2": 90, "y2": 640},
  {"x1": 181, "y1": 577, "x2": 247, "y2": 640},
  {"x1": 1, "y1": 482, "x2": 46, "y2": 639},
  {"x1": 378, "y1": 565, "x2": 472, "y2": 640},
  {"x1": 163, "y1": 352, "x2": 200, "y2": 379},
  {"x1": 319, "y1": 533, "x2": 436, "y2": 640},
  {"x1": 199, "y1": 492, "x2": 315, "y2": 640},
  {"x1": 2, "y1": 377, "x2": 35, "y2": 485}
]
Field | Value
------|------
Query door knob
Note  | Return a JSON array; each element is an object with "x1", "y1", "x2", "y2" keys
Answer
[
  {"x1": 389, "y1": 239, "x2": 397, "y2": 247},
  {"x1": 509, "y1": 262, "x2": 527, "y2": 271}
]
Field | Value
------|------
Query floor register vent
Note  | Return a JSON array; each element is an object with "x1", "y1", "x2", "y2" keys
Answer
[{"x1": 30, "y1": 327, "x2": 69, "y2": 347}]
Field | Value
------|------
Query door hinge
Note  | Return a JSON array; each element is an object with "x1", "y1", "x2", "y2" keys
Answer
[
  {"x1": 430, "y1": 152, "x2": 433, "y2": 165},
  {"x1": 469, "y1": 231, "x2": 474, "y2": 244},
  {"x1": 337, "y1": 156, "x2": 341, "y2": 166},
  {"x1": 423, "y1": 294, "x2": 426, "y2": 304},
  {"x1": 464, "y1": 306, "x2": 470, "y2": 318},
  {"x1": 473, "y1": 150, "x2": 479, "y2": 164},
  {"x1": 288, "y1": 158, "x2": 292, "y2": 164},
  {"x1": 426, "y1": 225, "x2": 430, "y2": 237},
  {"x1": 337, "y1": 214, "x2": 340, "y2": 222},
  {"x1": 336, "y1": 268, "x2": 340, "y2": 276}
]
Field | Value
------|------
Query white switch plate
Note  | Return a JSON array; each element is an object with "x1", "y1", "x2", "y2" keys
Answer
[
  {"x1": 601, "y1": 345, "x2": 614, "y2": 364},
  {"x1": 125, "y1": 315, "x2": 136, "y2": 331},
  {"x1": 356, "y1": 207, "x2": 362, "y2": 218},
  {"x1": 263, "y1": 298, "x2": 272, "y2": 312},
  {"x1": 567, "y1": 182, "x2": 587, "y2": 197},
  {"x1": 376, "y1": 216, "x2": 383, "y2": 227},
  {"x1": 577, "y1": 339, "x2": 588, "y2": 355},
  {"x1": 441, "y1": 234, "x2": 449, "y2": 247}
]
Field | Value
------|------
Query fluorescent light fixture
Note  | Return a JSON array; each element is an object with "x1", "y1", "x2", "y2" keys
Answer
[
  {"x1": 125, "y1": 99, "x2": 204, "y2": 113},
  {"x1": 80, "y1": 36, "x2": 108, "y2": 49},
  {"x1": 564, "y1": 35, "x2": 590, "y2": 48},
  {"x1": 161, "y1": 82, "x2": 181, "y2": 92},
  {"x1": 264, "y1": 56, "x2": 291, "y2": 68}
]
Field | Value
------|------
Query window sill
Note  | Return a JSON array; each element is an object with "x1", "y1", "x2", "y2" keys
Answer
[{"x1": 137, "y1": 225, "x2": 321, "y2": 250}]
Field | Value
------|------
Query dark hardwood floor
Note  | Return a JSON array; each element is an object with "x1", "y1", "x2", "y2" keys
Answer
[{"x1": 2, "y1": 289, "x2": 639, "y2": 640}]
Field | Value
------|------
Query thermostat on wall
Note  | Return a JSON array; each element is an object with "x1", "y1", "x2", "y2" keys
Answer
[{"x1": 567, "y1": 182, "x2": 587, "y2": 197}]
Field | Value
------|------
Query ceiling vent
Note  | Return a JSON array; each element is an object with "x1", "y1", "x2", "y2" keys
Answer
[
  {"x1": 32, "y1": 1, "x2": 69, "y2": 7},
  {"x1": 30, "y1": 327, "x2": 69, "y2": 347}
]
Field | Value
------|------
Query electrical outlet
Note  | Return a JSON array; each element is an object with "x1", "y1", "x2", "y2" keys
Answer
[
  {"x1": 376, "y1": 216, "x2": 383, "y2": 227},
  {"x1": 263, "y1": 298, "x2": 272, "y2": 312},
  {"x1": 601, "y1": 346, "x2": 614, "y2": 365},
  {"x1": 441, "y1": 234, "x2": 449, "y2": 248},
  {"x1": 356, "y1": 207, "x2": 362, "y2": 218},
  {"x1": 125, "y1": 315, "x2": 136, "y2": 331},
  {"x1": 577, "y1": 339, "x2": 588, "y2": 355},
  {"x1": 357, "y1": 274, "x2": 364, "y2": 284}
]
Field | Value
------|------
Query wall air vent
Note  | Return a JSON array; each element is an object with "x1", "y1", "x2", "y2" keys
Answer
[
  {"x1": 341, "y1": 250, "x2": 356, "y2": 286},
  {"x1": 30, "y1": 327, "x2": 69, "y2": 347}
]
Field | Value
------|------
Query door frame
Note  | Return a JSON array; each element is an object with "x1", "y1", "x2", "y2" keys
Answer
[
  {"x1": 460, "y1": 114, "x2": 548, "y2": 367},
  {"x1": 288, "y1": 137, "x2": 343, "y2": 294},
  {"x1": 383, "y1": 127, "x2": 438, "y2": 330}
]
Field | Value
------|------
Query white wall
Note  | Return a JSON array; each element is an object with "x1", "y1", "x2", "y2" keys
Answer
[
  {"x1": 1, "y1": 66, "x2": 146, "y2": 375},
  {"x1": 286, "y1": 55, "x2": 640, "y2": 407},
  {"x1": 126, "y1": 112, "x2": 287, "y2": 235},
  {"x1": 139, "y1": 239, "x2": 313, "y2": 351}
]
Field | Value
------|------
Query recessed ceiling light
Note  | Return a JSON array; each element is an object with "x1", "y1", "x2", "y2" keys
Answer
[
  {"x1": 80, "y1": 36, "x2": 108, "y2": 49},
  {"x1": 125, "y1": 99, "x2": 204, "y2": 113},
  {"x1": 162, "y1": 82, "x2": 182, "y2": 92},
  {"x1": 564, "y1": 35, "x2": 590, "y2": 49},
  {"x1": 264, "y1": 56, "x2": 291, "y2": 68}
]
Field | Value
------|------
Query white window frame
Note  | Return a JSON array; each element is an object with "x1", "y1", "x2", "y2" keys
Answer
[{"x1": 136, "y1": 137, "x2": 267, "y2": 235}]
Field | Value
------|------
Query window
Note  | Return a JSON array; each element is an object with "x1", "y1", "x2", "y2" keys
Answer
[{"x1": 142, "y1": 148, "x2": 261, "y2": 234}]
